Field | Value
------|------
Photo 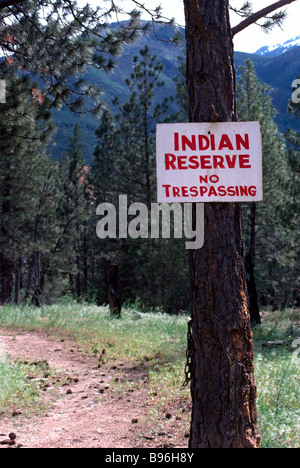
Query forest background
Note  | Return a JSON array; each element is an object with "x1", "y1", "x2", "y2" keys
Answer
[{"x1": 0, "y1": 9, "x2": 299, "y2": 321}]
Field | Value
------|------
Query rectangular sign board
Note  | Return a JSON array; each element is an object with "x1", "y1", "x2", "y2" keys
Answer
[{"x1": 156, "y1": 122, "x2": 263, "y2": 203}]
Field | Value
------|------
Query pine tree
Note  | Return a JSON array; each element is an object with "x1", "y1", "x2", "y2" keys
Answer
[
  {"x1": 0, "y1": 65, "x2": 57, "y2": 305},
  {"x1": 237, "y1": 60, "x2": 295, "y2": 311},
  {"x1": 182, "y1": 0, "x2": 298, "y2": 448},
  {"x1": 172, "y1": 55, "x2": 189, "y2": 123},
  {"x1": 91, "y1": 46, "x2": 189, "y2": 313},
  {"x1": 56, "y1": 123, "x2": 93, "y2": 298},
  {"x1": 91, "y1": 109, "x2": 117, "y2": 206},
  {"x1": 0, "y1": 1, "x2": 145, "y2": 114},
  {"x1": 285, "y1": 87, "x2": 300, "y2": 306},
  {"x1": 111, "y1": 45, "x2": 168, "y2": 208}
]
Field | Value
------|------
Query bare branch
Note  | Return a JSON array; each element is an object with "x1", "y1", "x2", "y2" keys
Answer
[{"x1": 232, "y1": 0, "x2": 298, "y2": 36}]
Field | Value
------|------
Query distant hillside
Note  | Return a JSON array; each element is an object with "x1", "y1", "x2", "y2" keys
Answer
[{"x1": 51, "y1": 23, "x2": 300, "y2": 164}]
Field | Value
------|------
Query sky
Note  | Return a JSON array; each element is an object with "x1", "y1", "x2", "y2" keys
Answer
[{"x1": 86, "y1": 0, "x2": 300, "y2": 54}]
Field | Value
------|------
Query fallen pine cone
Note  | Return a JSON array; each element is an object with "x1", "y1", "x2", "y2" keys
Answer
[{"x1": 0, "y1": 439, "x2": 15, "y2": 446}]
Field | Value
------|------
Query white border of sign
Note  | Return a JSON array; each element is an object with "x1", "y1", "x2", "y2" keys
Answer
[{"x1": 156, "y1": 122, "x2": 263, "y2": 203}]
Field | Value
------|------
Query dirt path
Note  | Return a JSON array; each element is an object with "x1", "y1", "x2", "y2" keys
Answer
[{"x1": 0, "y1": 329, "x2": 148, "y2": 448}]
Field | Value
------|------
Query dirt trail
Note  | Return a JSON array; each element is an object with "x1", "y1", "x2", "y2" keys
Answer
[{"x1": 0, "y1": 329, "x2": 148, "y2": 448}]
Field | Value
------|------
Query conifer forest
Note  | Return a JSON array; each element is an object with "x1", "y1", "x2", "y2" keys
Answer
[{"x1": 0, "y1": 0, "x2": 299, "y2": 451}]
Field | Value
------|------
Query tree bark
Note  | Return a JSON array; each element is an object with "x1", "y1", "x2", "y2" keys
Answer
[
  {"x1": 107, "y1": 262, "x2": 121, "y2": 317},
  {"x1": 14, "y1": 258, "x2": 22, "y2": 306},
  {"x1": 184, "y1": 0, "x2": 260, "y2": 448},
  {"x1": 0, "y1": 160, "x2": 13, "y2": 305},
  {"x1": 245, "y1": 253, "x2": 261, "y2": 326},
  {"x1": 0, "y1": 253, "x2": 13, "y2": 305}
]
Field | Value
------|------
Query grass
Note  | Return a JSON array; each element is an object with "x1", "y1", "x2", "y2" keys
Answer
[
  {"x1": 0, "y1": 300, "x2": 299, "y2": 448},
  {"x1": 0, "y1": 358, "x2": 56, "y2": 418},
  {"x1": 253, "y1": 310, "x2": 300, "y2": 448}
]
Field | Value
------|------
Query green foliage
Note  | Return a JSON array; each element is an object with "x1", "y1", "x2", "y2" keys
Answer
[
  {"x1": 230, "y1": 1, "x2": 289, "y2": 33},
  {"x1": 237, "y1": 60, "x2": 298, "y2": 309},
  {"x1": 0, "y1": 361, "x2": 38, "y2": 415},
  {"x1": 90, "y1": 46, "x2": 189, "y2": 313},
  {"x1": 285, "y1": 87, "x2": 300, "y2": 307},
  {"x1": 0, "y1": 66, "x2": 58, "y2": 305},
  {"x1": 0, "y1": 1, "x2": 146, "y2": 115},
  {"x1": 253, "y1": 311, "x2": 300, "y2": 448},
  {"x1": 51, "y1": 25, "x2": 300, "y2": 159},
  {"x1": 56, "y1": 123, "x2": 92, "y2": 298}
]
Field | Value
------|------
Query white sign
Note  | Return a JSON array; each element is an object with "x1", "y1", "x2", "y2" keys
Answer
[{"x1": 156, "y1": 122, "x2": 263, "y2": 203}]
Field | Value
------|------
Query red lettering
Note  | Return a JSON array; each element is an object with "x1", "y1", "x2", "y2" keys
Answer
[
  {"x1": 210, "y1": 175, "x2": 220, "y2": 183},
  {"x1": 200, "y1": 155, "x2": 212, "y2": 169},
  {"x1": 236, "y1": 133, "x2": 249, "y2": 150},
  {"x1": 190, "y1": 186, "x2": 198, "y2": 197},
  {"x1": 210, "y1": 134, "x2": 216, "y2": 151},
  {"x1": 200, "y1": 186, "x2": 208, "y2": 196},
  {"x1": 178, "y1": 156, "x2": 188, "y2": 170},
  {"x1": 227, "y1": 186, "x2": 236, "y2": 196},
  {"x1": 213, "y1": 155, "x2": 225, "y2": 169},
  {"x1": 162, "y1": 185, "x2": 171, "y2": 197},
  {"x1": 240, "y1": 186, "x2": 249, "y2": 196},
  {"x1": 225, "y1": 154, "x2": 237, "y2": 168},
  {"x1": 218, "y1": 134, "x2": 234, "y2": 151},
  {"x1": 173, "y1": 187, "x2": 180, "y2": 197},
  {"x1": 239, "y1": 154, "x2": 251, "y2": 168},
  {"x1": 189, "y1": 155, "x2": 199, "y2": 169},
  {"x1": 165, "y1": 153, "x2": 177, "y2": 170},
  {"x1": 218, "y1": 186, "x2": 227, "y2": 196},
  {"x1": 182, "y1": 186, "x2": 189, "y2": 197},
  {"x1": 208, "y1": 186, "x2": 218, "y2": 197},
  {"x1": 198, "y1": 135, "x2": 210, "y2": 150},
  {"x1": 174, "y1": 132, "x2": 179, "y2": 151},
  {"x1": 249, "y1": 186, "x2": 257, "y2": 196},
  {"x1": 182, "y1": 135, "x2": 196, "y2": 151},
  {"x1": 199, "y1": 175, "x2": 208, "y2": 184}
]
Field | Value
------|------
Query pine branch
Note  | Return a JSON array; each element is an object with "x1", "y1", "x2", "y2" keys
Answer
[
  {"x1": 0, "y1": 0, "x2": 27, "y2": 10},
  {"x1": 232, "y1": 0, "x2": 297, "y2": 36},
  {"x1": 229, "y1": 1, "x2": 253, "y2": 18}
]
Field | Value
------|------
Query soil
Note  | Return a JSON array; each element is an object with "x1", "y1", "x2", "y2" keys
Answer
[{"x1": 0, "y1": 328, "x2": 190, "y2": 449}]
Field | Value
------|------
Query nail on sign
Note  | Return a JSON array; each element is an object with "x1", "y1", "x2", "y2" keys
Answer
[{"x1": 156, "y1": 122, "x2": 263, "y2": 203}]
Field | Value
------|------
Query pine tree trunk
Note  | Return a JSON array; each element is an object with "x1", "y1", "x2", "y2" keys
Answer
[
  {"x1": 107, "y1": 262, "x2": 121, "y2": 317},
  {"x1": 82, "y1": 234, "x2": 88, "y2": 295},
  {"x1": 0, "y1": 160, "x2": 13, "y2": 304},
  {"x1": 0, "y1": 253, "x2": 13, "y2": 304},
  {"x1": 14, "y1": 258, "x2": 22, "y2": 305},
  {"x1": 184, "y1": 0, "x2": 260, "y2": 448},
  {"x1": 76, "y1": 256, "x2": 81, "y2": 298},
  {"x1": 246, "y1": 203, "x2": 261, "y2": 325}
]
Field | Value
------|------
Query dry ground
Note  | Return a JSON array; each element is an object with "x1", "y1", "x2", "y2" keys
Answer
[{"x1": 0, "y1": 328, "x2": 190, "y2": 449}]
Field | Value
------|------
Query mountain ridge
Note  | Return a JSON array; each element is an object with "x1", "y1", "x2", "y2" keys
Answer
[
  {"x1": 255, "y1": 35, "x2": 300, "y2": 57},
  {"x1": 51, "y1": 23, "x2": 300, "y2": 162}
]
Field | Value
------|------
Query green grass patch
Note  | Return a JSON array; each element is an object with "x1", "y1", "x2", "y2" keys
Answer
[
  {"x1": 253, "y1": 310, "x2": 300, "y2": 448},
  {"x1": 0, "y1": 301, "x2": 299, "y2": 448},
  {"x1": 0, "y1": 359, "x2": 51, "y2": 417}
]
